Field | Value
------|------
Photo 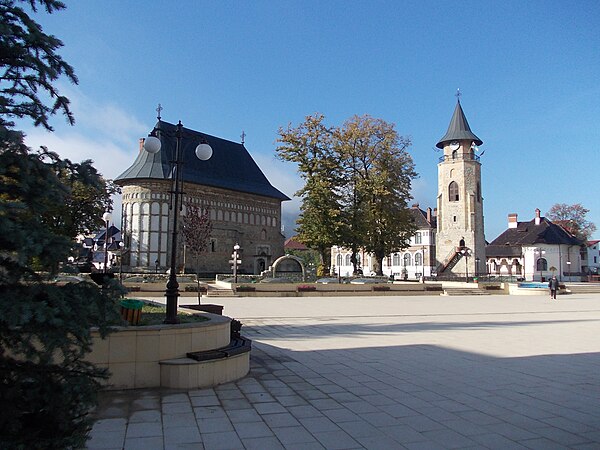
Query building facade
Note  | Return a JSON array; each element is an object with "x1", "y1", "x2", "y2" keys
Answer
[
  {"x1": 331, "y1": 205, "x2": 437, "y2": 279},
  {"x1": 115, "y1": 120, "x2": 289, "y2": 275},
  {"x1": 434, "y1": 100, "x2": 486, "y2": 277},
  {"x1": 486, "y1": 209, "x2": 584, "y2": 281}
]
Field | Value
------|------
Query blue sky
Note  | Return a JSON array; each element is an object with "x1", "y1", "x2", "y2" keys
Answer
[{"x1": 22, "y1": 0, "x2": 600, "y2": 241}]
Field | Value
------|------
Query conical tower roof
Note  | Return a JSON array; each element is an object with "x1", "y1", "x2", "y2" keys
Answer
[{"x1": 436, "y1": 101, "x2": 483, "y2": 149}]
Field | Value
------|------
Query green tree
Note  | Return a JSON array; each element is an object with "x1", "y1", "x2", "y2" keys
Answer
[
  {"x1": 39, "y1": 153, "x2": 120, "y2": 241},
  {"x1": 0, "y1": 2, "x2": 122, "y2": 448},
  {"x1": 337, "y1": 115, "x2": 417, "y2": 275},
  {"x1": 276, "y1": 114, "x2": 343, "y2": 275},
  {"x1": 546, "y1": 203, "x2": 596, "y2": 241},
  {"x1": 1, "y1": 0, "x2": 77, "y2": 131},
  {"x1": 182, "y1": 203, "x2": 213, "y2": 302}
]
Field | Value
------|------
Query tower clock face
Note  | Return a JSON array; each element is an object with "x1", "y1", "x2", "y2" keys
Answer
[{"x1": 449, "y1": 141, "x2": 460, "y2": 151}]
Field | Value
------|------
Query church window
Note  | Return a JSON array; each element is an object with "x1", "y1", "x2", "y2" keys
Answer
[
  {"x1": 403, "y1": 253, "x2": 412, "y2": 267},
  {"x1": 393, "y1": 253, "x2": 401, "y2": 266},
  {"x1": 477, "y1": 182, "x2": 481, "y2": 202},
  {"x1": 336, "y1": 254, "x2": 343, "y2": 266},
  {"x1": 449, "y1": 181, "x2": 459, "y2": 201},
  {"x1": 345, "y1": 254, "x2": 351, "y2": 266},
  {"x1": 452, "y1": 150, "x2": 457, "y2": 160},
  {"x1": 261, "y1": 229, "x2": 267, "y2": 240}
]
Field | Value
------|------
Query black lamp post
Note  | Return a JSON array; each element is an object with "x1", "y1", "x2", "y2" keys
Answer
[
  {"x1": 143, "y1": 120, "x2": 213, "y2": 324},
  {"x1": 102, "y1": 211, "x2": 112, "y2": 274},
  {"x1": 460, "y1": 247, "x2": 471, "y2": 282}
]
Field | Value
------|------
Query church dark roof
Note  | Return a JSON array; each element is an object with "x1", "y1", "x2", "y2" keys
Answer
[
  {"x1": 115, "y1": 120, "x2": 290, "y2": 201},
  {"x1": 486, "y1": 217, "x2": 582, "y2": 258},
  {"x1": 436, "y1": 101, "x2": 483, "y2": 149}
]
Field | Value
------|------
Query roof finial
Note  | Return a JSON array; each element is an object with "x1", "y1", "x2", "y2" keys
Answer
[
  {"x1": 455, "y1": 88, "x2": 461, "y2": 103},
  {"x1": 156, "y1": 103, "x2": 163, "y2": 120},
  {"x1": 241, "y1": 130, "x2": 246, "y2": 145}
]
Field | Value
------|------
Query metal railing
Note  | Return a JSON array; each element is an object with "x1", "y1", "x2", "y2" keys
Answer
[{"x1": 438, "y1": 153, "x2": 480, "y2": 163}]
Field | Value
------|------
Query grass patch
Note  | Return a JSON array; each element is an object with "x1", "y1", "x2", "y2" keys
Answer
[{"x1": 121, "y1": 300, "x2": 210, "y2": 326}]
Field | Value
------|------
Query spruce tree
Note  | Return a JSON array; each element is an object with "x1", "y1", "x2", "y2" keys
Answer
[{"x1": 0, "y1": 2, "x2": 122, "y2": 448}]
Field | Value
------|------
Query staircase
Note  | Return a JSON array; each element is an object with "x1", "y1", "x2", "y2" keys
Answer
[
  {"x1": 564, "y1": 283, "x2": 600, "y2": 294},
  {"x1": 203, "y1": 286, "x2": 237, "y2": 298},
  {"x1": 437, "y1": 247, "x2": 464, "y2": 274},
  {"x1": 442, "y1": 287, "x2": 490, "y2": 296}
]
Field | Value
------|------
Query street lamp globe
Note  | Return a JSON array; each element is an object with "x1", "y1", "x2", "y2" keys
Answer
[
  {"x1": 234, "y1": 243, "x2": 240, "y2": 251},
  {"x1": 195, "y1": 143, "x2": 213, "y2": 161},
  {"x1": 102, "y1": 212, "x2": 112, "y2": 223},
  {"x1": 143, "y1": 136, "x2": 161, "y2": 154}
]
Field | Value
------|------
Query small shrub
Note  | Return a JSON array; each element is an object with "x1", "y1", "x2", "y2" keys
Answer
[
  {"x1": 236, "y1": 285, "x2": 256, "y2": 292},
  {"x1": 297, "y1": 285, "x2": 316, "y2": 292},
  {"x1": 373, "y1": 285, "x2": 390, "y2": 291}
]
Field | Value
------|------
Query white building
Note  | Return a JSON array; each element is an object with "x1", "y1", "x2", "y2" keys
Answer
[
  {"x1": 486, "y1": 209, "x2": 584, "y2": 282},
  {"x1": 585, "y1": 240, "x2": 600, "y2": 275},
  {"x1": 330, "y1": 205, "x2": 437, "y2": 280}
]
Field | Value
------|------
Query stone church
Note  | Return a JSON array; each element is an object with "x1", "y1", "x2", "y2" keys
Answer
[
  {"x1": 115, "y1": 120, "x2": 289, "y2": 275},
  {"x1": 435, "y1": 99, "x2": 486, "y2": 277}
]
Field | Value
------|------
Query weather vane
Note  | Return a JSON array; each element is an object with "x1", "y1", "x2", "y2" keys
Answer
[
  {"x1": 156, "y1": 103, "x2": 163, "y2": 120},
  {"x1": 241, "y1": 130, "x2": 246, "y2": 145}
]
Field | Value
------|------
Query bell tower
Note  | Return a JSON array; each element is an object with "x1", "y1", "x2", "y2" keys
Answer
[{"x1": 435, "y1": 96, "x2": 485, "y2": 278}]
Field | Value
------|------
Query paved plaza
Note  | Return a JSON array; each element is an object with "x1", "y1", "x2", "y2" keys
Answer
[{"x1": 89, "y1": 293, "x2": 600, "y2": 449}]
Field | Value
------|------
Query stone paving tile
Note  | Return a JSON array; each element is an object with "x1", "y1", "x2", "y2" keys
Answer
[
  {"x1": 241, "y1": 436, "x2": 286, "y2": 450},
  {"x1": 162, "y1": 412, "x2": 197, "y2": 429},
  {"x1": 271, "y1": 425, "x2": 319, "y2": 445},
  {"x1": 262, "y1": 412, "x2": 302, "y2": 428},
  {"x1": 201, "y1": 431, "x2": 243, "y2": 450},
  {"x1": 225, "y1": 408, "x2": 262, "y2": 423},
  {"x1": 232, "y1": 420, "x2": 274, "y2": 439},
  {"x1": 86, "y1": 430, "x2": 125, "y2": 450},
  {"x1": 469, "y1": 433, "x2": 530, "y2": 450},
  {"x1": 311, "y1": 430, "x2": 363, "y2": 449},
  {"x1": 123, "y1": 436, "x2": 164, "y2": 450},
  {"x1": 125, "y1": 421, "x2": 163, "y2": 438},
  {"x1": 196, "y1": 417, "x2": 234, "y2": 433},
  {"x1": 162, "y1": 426, "x2": 202, "y2": 445}
]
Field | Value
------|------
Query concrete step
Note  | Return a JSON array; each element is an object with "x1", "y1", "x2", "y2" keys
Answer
[
  {"x1": 204, "y1": 288, "x2": 237, "y2": 297},
  {"x1": 442, "y1": 288, "x2": 490, "y2": 296},
  {"x1": 565, "y1": 284, "x2": 600, "y2": 294}
]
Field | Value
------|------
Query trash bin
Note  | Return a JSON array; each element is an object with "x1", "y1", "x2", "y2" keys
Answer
[{"x1": 120, "y1": 299, "x2": 144, "y2": 325}]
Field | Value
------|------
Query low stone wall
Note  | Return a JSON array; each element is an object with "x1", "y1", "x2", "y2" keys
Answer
[{"x1": 87, "y1": 314, "x2": 233, "y2": 390}]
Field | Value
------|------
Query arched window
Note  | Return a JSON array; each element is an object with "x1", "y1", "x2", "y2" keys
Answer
[
  {"x1": 415, "y1": 253, "x2": 422, "y2": 266},
  {"x1": 403, "y1": 253, "x2": 412, "y2": 267},
  {"x1": 536, "y1": 258, "x2": 548, "y2": 271},
  {"x1": 393, "y1": 253, "x2": 401, "y2": 266},
  {"x1": 345, "y1": 254, "x2": 351, "y2": 266},
  {"x1": 452, "y1": 150, "x2": 457, "y2": 160},
  {"x1": 449, "y1": 181, "x2": 459, "y2": 202},
  {"x1": 336, "y1": 254, "x2": 342, "y2": 266}
]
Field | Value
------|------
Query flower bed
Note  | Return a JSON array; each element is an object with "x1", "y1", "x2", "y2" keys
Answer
[
  {"x1": 372, "y1": 285, "x2": 390, "y2": 291},
  {"x1": 236, "y1": 285, "x2": 256, "y2": 292},
  {"x1": 297, "y1": 285, "x2": 316, "y2": 292}
]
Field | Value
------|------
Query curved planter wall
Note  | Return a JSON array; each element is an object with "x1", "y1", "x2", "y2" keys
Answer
[{"x1": 86, "y1": 314, "x2": 249, "y2": 390}]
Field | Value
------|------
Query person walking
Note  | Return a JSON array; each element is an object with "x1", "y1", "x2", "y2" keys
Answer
[{"x1": 548, "y1": 275, "x2": 559, "y2": 299}]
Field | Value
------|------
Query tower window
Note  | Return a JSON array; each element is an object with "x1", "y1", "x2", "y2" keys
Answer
[{"x1": 449, "y1": 181, "x2": 459, "y2": 202}]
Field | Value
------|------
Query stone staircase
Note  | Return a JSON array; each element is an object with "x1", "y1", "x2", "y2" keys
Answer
[
  {"x1": 442, "y1": 287, "x2": 490, "y2": 296},
  {"x1": 564, "y1": 283, "x2": 600, "y2": 295},
  {"x1": 203, "y1": 286, "x2": 237, "y2": 298}
]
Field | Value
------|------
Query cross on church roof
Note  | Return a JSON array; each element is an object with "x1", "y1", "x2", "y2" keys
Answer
[
  {"x1": 455, "y1": 88, "x2": 461, "y2": 103},
  {"x1": 241, "y1": 130, "x2": 246, "y2": 144},
  {"x1": 156, "y1": 103, "x2": 163, "y2": 120}
]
